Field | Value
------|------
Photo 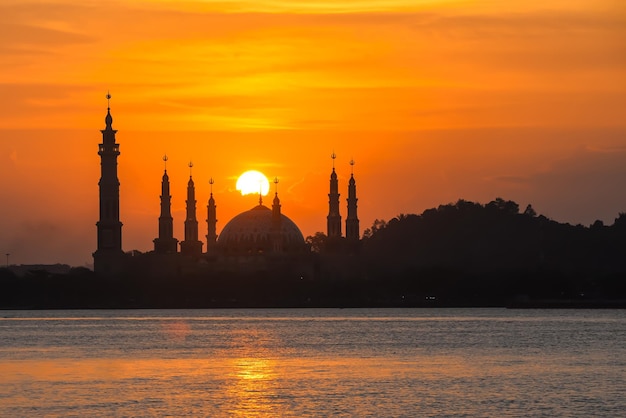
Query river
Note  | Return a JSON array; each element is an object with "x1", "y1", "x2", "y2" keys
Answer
[{"x1": 1, "y1": 308, "x2": 624, "y2": 416}]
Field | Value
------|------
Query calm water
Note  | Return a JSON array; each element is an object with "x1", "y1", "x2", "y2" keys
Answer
[{"x1": 0, "y1": 308, "x2": 624, "y2": 417}]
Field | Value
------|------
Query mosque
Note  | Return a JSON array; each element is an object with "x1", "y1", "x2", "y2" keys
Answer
[{"x1": 93, "y1": 97, "x2": 360, "y2": 278}]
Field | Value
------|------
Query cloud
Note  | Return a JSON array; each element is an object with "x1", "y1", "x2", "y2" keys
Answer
[
  {"x1": 486, "y1": 175, "x2": 530, "y2": 186},
  {"x1": 584, "y1": 144, "x2": 626, "y2": 154},
  {"x1": 0, "y1": 23, "x2": 95, "y2": 48},
  {"x1": 523, "y1": 144, "x2": 626, "y2": 224}
]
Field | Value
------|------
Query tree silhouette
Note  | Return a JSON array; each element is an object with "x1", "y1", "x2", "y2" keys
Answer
[{"x1": 305, "y1": 232, "x2": 327, "y2": 253}]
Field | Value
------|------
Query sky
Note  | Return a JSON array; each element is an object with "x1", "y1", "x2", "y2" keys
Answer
[{"x1": 1, "y1": 0, "x2": 625, "y2": 267}]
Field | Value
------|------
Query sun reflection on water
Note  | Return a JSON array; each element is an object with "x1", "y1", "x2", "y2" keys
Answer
[
  {"x1": 223, "y1": 329, "x2": 284, "y2": 417},
  {"x1": 1, "y1": 310, "x2": 624, "y2": 417},
  {"x1": 232, "y1": 358, "x2": 274, "y2": 380}
]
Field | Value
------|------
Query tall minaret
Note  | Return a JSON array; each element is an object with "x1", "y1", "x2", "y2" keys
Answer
[
  {"x1": 327, "y1": 152, "x2": 342, "y2": 238},
  {"x1": 345, "y1": 159, "x2": 360, "y2": 242},
  {"x1": 180, "y1": 162, "x2": 203, "y2": 257},
  {"x1": 153, "y1": 155, "x2": 178, "y2": 253},
  {"x1": 271, "y1": 177, "x2": 282, "y2": 252},
  {"x1": 94, "y1": 92, "x2": 125, "y2": 276},
  {"x1": 206, "y1": 178, "x2": 218, "y2": 253}
]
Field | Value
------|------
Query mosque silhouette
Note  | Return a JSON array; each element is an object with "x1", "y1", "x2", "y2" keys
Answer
[{"x1": 93, "y1": 95, "x2": 360, "y2": 278}]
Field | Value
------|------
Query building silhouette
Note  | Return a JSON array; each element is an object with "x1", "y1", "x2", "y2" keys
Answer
[
  {"x1": 153, "y1": 155, "x2": 178, "y2": 254},
  {"x1": 327, "y1": 152, "x2": 342, "y2": 239},
  {"x1": 206, "y1": 178, "x2": 218, "y2": 254},
  {"x1": 93, "y1": 96, "x2": 360, "y2": 277},
  {"x1": 346, "y1": 159, "x2": 360, "y2": 243},
  {"x1": 180, "y1": 162, "x2": 203, "y2": 257},
  {"x1": 93, "y1": 94, "x2": 125, "y2": 276}
]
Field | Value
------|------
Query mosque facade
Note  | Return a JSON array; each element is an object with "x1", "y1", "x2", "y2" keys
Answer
[{"x1": 93, "y1": 98, "x2": 360, "y2": 278}]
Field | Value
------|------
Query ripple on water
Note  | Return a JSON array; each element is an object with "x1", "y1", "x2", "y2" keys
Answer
[{"x1": 0, "y1": 308, "x2": 624, "y2": 417}]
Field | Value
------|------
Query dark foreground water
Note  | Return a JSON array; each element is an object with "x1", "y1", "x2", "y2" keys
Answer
[{"x1": 1, "y1": 308, "x2": 625, "y2": 417}]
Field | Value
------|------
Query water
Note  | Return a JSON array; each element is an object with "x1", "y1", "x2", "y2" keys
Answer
[{"x1": 1, "y1": 308, "x2": 624, "y2": 417}]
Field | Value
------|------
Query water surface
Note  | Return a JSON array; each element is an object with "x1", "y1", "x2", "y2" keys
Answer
[{"x1": 1, "y1": 308, "x2": 624, "y2": 416}]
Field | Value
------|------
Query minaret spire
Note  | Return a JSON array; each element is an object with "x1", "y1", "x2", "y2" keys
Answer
[
  {"x1": 271, "y1": 176, "x2": 282, "y2": 252},
  {"x1": 94, "y1": 92, "x2": 125, "y2": 276},
  {"x1": 180, "y1": 161, "x2": 203, "y2": 257},
  {"x1": 346, "y1": 159, "x2": 360, "y2": 244},
  {"x1": 93, "y1": 92, "x2": 124, "y2": 276},
  {"x1": 206, "y1": 177, "x2": 218, "y2": 254},
  {"x1": 153, "y1": 154, "x2": 178, "y2": 253},
  {"x1": 327, "y1": 152, "x2": 342, "y2": 239}
]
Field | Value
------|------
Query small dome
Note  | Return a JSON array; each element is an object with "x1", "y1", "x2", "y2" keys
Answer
[{"x1": 218, "y1": 205, "x2": 305, "y2": 254}]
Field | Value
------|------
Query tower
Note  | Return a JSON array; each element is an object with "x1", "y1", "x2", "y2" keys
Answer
[
  {"x1": 206, "y1": 178, "x2": 218, "y2": 253},
  {"x1": 271, "y1": 177, "x2": 282, "y2": 252},
  {"x1": 327, "y1": 152, "x2": 342, "y2": 238},
  {"x1": 345, "y1": 159, "x2": 360, "y2": 242},
  {"x1": 153, "y1": 155, "x2": 178, "y2": 253},
  {"x1": 180, "y1": 162, "x2": 203, "y2": 257},
  {"x1": 94, "y1": 93, "x2": 125, "y2": 276}
]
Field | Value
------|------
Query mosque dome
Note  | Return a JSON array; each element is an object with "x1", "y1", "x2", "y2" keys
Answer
[{"x1": 218, "y1": 204, "x2": 306, "y2": 254}]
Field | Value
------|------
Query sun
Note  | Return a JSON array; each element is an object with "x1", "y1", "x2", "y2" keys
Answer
[{"x1": 236, "y1": 170, "x2": 270, "y2": 196}]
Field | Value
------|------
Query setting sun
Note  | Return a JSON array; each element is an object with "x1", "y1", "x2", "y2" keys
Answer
[{"x1": 236, "y1": 171, "x2": 270, "y2": 197}]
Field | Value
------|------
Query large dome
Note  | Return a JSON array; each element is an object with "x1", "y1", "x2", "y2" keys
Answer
[{"x1": 218, "y1": 205, "x2": 306, "y2": 254}]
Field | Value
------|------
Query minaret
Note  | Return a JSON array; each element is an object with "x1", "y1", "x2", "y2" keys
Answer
[
  {"x1": 271, "y1": 177, "x2": 282, "y2": 252},
  {"x1": 153, "y1": 155, "x2": 178, "y2": 253},
  {"x1": 180, "y1": 162, "x2": 203, "y2": 257},
  {"x1": 327, "y1": 152, "x2": 342, "y2": 238},
  {"x1": 206, "y1": 178, "x2": 218, "y2": 253},
  {"x1": 345, "y1": 159, "x2": 360, "y2": 242},
  {"x1": 94, "y1": 92, "x2": 125, "y2": 276}
]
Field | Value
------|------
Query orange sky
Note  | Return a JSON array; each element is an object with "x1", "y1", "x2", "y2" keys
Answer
[{"x1": 1, "y1": 0, "x2": 625, "y2": 266}]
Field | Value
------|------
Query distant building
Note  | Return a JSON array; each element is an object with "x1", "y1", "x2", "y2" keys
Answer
[
  {"x1": 153, "y1": 156, "x2": 179, "y2": 254},
  {"x1": 180, "y1": 163, "x2": 203, "y2": 257},
  {"x1": 93, "y1": 94, "x2": 126, "y2": 277},
  {"x1": 92, "y1": 96, "x2": 360, "y2": 278},
  {"x1": 217, "y1": 190, "x2": 307, "y2": 256},
  {"x1": 346, "y1": 159, "x2": 360, "y2": 243},
  {"x1": 327, "y1": 152, "x2": 342, "y2": 239}
]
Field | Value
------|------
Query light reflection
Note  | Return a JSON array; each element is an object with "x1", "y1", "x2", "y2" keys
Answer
[
  {"x1": 233, "y1": 358, "x2": 273, "y2": 380},
  {"x1": 224, "y1": 357, "x2": 280, "y2": 417},
  {"x1": 160, "y1": 320, "x2": 192, "y2": 341},
  {"x1": 222, "y1": 328, "x2": 282, "y2": 417}
]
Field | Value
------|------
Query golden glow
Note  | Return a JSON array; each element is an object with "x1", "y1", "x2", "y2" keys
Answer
[
  {"x1": 0, "y1": 0, "x2": 625, "y2": 265},
  {"x1": 236, "y1": 170, "x2": 270, "y2": 196}
]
